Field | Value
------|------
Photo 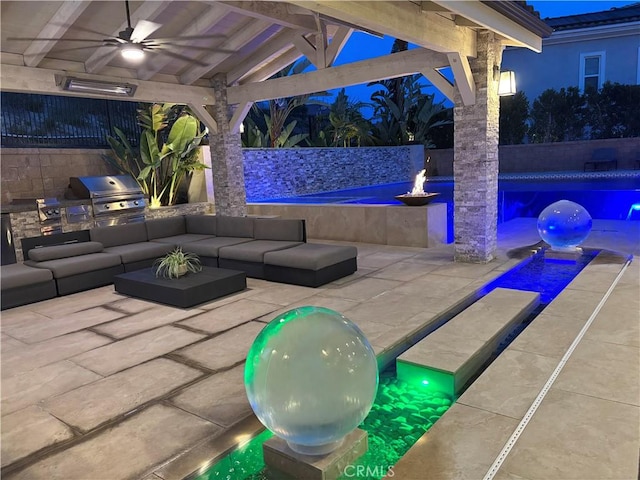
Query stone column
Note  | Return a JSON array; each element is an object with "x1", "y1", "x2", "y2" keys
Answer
[
  {"x1": 453, "y1": 31, "x2": 503, "y2": 263},
  {"x1": 209, "y1": 74, "x2": 247, "y2": 216}
]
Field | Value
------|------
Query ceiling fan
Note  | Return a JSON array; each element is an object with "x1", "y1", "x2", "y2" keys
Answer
[{"x1": 10, "y1": 0, "x2": 230, "y2": 66}]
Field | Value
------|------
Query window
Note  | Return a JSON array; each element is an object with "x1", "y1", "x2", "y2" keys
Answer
[{"x1": 579, "y1": 52, "x2": 605, "y2": 92}]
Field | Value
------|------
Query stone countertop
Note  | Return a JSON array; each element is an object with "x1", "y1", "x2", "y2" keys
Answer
[{"x1": 1, "y1": 199, "x2": 91, "y2": 214}]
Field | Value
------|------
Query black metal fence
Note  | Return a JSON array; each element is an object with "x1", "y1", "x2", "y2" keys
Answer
[{"x1": 1, "y1": 92, "x2": 142, "y2": 148}]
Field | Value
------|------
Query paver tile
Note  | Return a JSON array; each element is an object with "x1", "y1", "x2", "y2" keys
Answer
[
  {"x1": 1, "y1": 331, "x2": 112, "y2": 379},
  {"x1": 180, "y1": 300, "x2": 280, "y2": 334},
  {"x1": 70, "y1": 326, "x2": 205, "y2": 376},
  {"x1": 1, "y1": 406, "x2": 74, "y2": 467},
  {"x1": 244, "y1": 284, "x2": 317, "y2": 306},
  {"x1": 500, "y1": 389, "x2": 639, "y2": 480},
  {"x1": 170, "y1": 364, "x2": 251, "y2": 428},
  {"x1": 9, "y1": 404, "x2": 221, "y2": 480},
  {"x1": 176, "y1": 322, "x2": 263, "y2": 371},
  {"x1": 1, "y1": 360, "x2": 101, "y2": 416},
  {"x1": 44, "y1": 358, "x2": 203, "y2": 432},
  {"x1": 322, "y1": 277, "x2": 401, "y2": 301},
  {"x1": 3, "y1": 307, "x2": 124, "y2": 343},
  {"x1": 93, "y1": 305, "x2": 204, "y2": 338}
]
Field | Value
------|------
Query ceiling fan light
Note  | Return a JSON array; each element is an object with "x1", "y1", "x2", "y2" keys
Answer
[{"x1": 121, "y1": 44, "x2": 145, "y2": 60}]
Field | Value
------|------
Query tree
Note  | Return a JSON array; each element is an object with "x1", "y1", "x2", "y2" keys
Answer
[
  {"x1": 245, "y1": 59, "x2": 328, "y2": 148},
  {"x1": 528, "y1": 87, "x2": 584, "y2": 143},
  {"x1": 499, "y1": 91, "x2": 529, "y2": 145},
  {"x1": 326, "y1": 89, "x2": 375, "y2": 147},
  {"x1": 583, "y1": 82, "x2": 640, "y2": 139}
]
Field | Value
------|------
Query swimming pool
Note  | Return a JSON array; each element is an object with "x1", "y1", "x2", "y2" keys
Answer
[{"x1": 249, "y1": 173, "x2": 640, "y2": 223}]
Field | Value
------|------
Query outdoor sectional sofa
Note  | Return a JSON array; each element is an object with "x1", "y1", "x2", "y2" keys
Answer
[{"x1": 1, "y1": 214, "x2": 357, "y2": 309}]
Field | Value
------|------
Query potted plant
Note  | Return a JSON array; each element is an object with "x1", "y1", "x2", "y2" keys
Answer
[{"x1": 154, "y1": 247, "x2": 202, "y2": 279}]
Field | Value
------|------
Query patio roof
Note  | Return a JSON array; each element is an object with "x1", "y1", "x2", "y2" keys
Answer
[{"x1": 0, "y1": 1, "x2": 550, "y2": 111}]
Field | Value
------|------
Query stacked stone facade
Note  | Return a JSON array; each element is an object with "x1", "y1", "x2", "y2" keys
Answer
[
  {"x1": 453, "y1": 31, "x2": 503, "y2": 263},
  {"x1": 244, "y1": 145, "x2": 424, "y2": 200},
  {"x1": 210, "y1": 75, "x2": 247, "y2": 217}
]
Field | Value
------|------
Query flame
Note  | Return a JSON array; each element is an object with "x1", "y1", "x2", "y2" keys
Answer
[{"x1": 409, "y1": 169, "x2": 427, "y2": 196}]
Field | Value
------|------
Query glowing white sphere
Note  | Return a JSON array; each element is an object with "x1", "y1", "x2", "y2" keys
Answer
[
  {"x1": 244, "y1": 306, "x2": 378, "y2": 455},
  {"x1": 537, "y1": 200, "x2": 592, "y2": 250}
]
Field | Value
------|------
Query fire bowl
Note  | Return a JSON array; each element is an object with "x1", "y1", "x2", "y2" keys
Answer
[{"x1": 394, "y1": 193, "x2": 440, "y2": 206}]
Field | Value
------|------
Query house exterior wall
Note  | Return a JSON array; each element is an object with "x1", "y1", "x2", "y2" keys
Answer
[{"x1": 502, "y1": 23, "x2": 640, "y2": 102}]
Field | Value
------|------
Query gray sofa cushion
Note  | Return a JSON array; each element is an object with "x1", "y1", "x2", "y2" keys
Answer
[
  {"x1": 90, "y1": 223, "x2": 148, "y2": 247},
  {"x1": 151, "y1": 234, "x2": 212, "y2": 246},
  {"x1": 185, "y1": 215, "x2": 217, "y2": 235},
  {"x1": 181, "y1": 237, "x2": 253, "y2": 258},
  {"x1": 26, "y1": 253, "x2": 122, "y2": 278},
  {"x1": 264, "y1": 244, "x2": 357, "y2": 270},
  {"x1": 216, "y1": 216, "x2": 254, "y2": 238},
  {"x1": 28, "y1": 242, "x2": 104, "y2": 262},
  {"x1": 104, "y1": 242, "x2": 174, "y2": 264},
  {"x1": 218, "y1": 240, "x2": 303, "y2": 263},
  {"x1": 146, "y1": 216, "x2": 186, "y2": 240},
  {"x1": 254, "y1": 218, "x2": 305, "y2": 242},
  {"x1": 1, "y1": 263, "x2": 53, "y2": 290}
]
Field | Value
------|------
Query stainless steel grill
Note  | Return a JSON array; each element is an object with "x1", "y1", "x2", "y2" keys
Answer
[
  {"x1": 68, "y1": 175, "x2": 146, "y2": 227},
  {"x1": 11, "y1": 197, "x2": 62, "y2": 235}
]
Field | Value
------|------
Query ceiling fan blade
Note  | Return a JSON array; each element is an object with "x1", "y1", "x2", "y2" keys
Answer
[
  {"x1": 131, "y1": 19, "x2": 162, "y2": 42},
  {"x1": 23, "y1": 45, "x2": 117, "y2": 57},
  {"x1": 8, "y1": 37, "x2": 105, "y2": 43},
  {"x1": 146, "y1": 48, "x2": 209, "y2": 67},
  {"x1": 145, "y1": 34, "x2": 227, "y2": 43},
  {"x1": 147, "y1": 43, "x2": 235, "y2": 54}
]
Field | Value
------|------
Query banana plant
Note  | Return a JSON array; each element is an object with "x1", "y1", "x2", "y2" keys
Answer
[{"x1": 104, "y1": 103, "x2": 208, "y2": 206}]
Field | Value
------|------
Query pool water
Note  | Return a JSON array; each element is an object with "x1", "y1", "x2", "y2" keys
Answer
[
  {"x1": 196, "y1": 249, "x2": 600, "y2": 480},
  {"x1": 250, "y1": 176, "x2": 640, "y2": 223},
  {"x1": 196, "y1": 369, "x2": 453, "y2": 480}
]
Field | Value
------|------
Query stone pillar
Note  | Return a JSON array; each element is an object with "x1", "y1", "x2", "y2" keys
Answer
[
  {"x1": 453, "y1": 31, "x2": 503, "y2": 263},
  {"x1": 209, "y1": 74, "x2": 247, "y2": 216}
]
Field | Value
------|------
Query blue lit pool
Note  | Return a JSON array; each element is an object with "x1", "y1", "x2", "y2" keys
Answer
[{"x1": 249, "y1": 174, "x2": 640, "y2": 223}]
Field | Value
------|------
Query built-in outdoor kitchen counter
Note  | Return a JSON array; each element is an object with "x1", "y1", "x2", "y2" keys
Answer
[
  {"x1": 1, "y1": 199, "x2": 214, "y2": 263},
  {"x1": 1, "y1": 198, "x2": 95, "y2": 263}
]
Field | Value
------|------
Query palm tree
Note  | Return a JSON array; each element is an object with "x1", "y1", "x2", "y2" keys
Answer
[{"x1": 326, "y1": 89, "x2": 375, "y2": 147}]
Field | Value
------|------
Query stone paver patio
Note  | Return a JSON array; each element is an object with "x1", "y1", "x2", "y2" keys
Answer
[{"x1": 1, "y1": 218, "x2": 638, "y2": 480}]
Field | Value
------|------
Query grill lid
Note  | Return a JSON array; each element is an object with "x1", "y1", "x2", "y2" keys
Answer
[{"x1": 69, "y1": 175, "x2": 143, "y2": 198}]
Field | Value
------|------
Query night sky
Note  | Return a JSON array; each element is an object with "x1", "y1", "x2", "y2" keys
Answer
[{"x1": 323, "y1": 1, "x2": 636, "y2": 113}]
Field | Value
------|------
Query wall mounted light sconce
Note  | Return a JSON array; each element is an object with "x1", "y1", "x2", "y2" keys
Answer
[
  {"x1": 55, "y1": 75, "x2": 138, "y2": 97},
  {"x1": 494, "y1": 66, "x2": 516, "y2": 96}
]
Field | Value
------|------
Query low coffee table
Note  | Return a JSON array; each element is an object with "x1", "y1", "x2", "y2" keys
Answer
[{"x1": 113, "y1": 266, "x2": 246, "y2": 308}]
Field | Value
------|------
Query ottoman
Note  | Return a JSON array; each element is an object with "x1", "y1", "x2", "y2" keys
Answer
[
  {"x1": 264, "y1": 243, "x2": 357, "y2": 287},
  {"x1": 1, "y1": 263, "x2": 57, "y2": 310}
]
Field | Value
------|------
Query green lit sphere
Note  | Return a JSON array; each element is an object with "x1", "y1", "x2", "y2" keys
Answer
[
  {"x1": 537, "y1": 200, "x2": 592, "y2": 250},
  {"x1": 245, "y1": 306, "x2": 378, "y2": 455}
]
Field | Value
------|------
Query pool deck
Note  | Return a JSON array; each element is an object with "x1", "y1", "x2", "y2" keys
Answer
[{"x1": 1, "y1": 218, "x2": 638, "y2": 480}]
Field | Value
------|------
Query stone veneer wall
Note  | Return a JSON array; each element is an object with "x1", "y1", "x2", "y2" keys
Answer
[
  {"x1": 1, "y1": 148, "x2": 116, "y2": 204},
  {"x1": 244, "y1": 145, "x2": 424, "y2": 200},
  {"x1": 453, "y1": 31, "x2": 502, "y2": 263},
  {"x1": 210, "y1": 75, "x2": 247, "y2": 216},
  {"x1": 429, "y1": 138, "x2": 640, "y2": 176}
]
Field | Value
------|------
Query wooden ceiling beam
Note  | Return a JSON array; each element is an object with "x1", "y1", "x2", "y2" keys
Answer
[
  {"x1": 228, "y1": 48, "x2": 448, "y2": 104},
  {"x1": 23, "y1": 1, "x2": 91, "y2": 67},
  {"x1": 431, "y1": 0, "x2": 543, "y2": 51},
  {"x1": 285, "y1": 1, "x2": 476, "y2": 57},
  {"x1": 179, "y1": 19, "x2": 273, "y2": 85},
  {"x1": 227, "y1": 29, "x2": 303, "y2": 84},
  {"x1": 1, "y1": 64, "x2": 216, "y2": 105},
  {"x1": 137, "y1": 3, "x2": 230, "y2": 81},
  {"x1": 216, "y1": 1, "x2": 318, "y2": 31}
]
